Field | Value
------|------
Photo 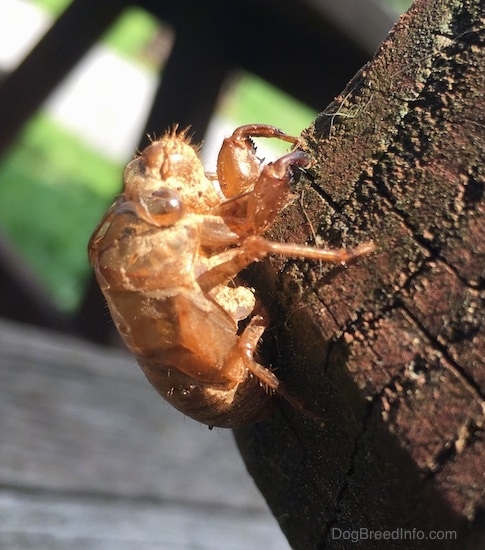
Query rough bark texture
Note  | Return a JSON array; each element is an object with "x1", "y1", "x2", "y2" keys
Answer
[{"x1": 234, "y1": 1, "x2": 484, "y2": 549}]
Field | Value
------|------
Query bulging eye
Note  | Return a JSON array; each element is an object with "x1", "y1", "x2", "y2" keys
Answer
[{"x1": 145, "y1": 188, "x2": 184, "y2": 226}]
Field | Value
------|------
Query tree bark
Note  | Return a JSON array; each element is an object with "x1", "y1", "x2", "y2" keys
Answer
[{"x1": 234, "y1": 1, "x2": 484, "y2": 548}]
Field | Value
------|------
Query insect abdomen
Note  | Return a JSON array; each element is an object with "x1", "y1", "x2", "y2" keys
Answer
[{"x1": 138, "y1": 360, "x2": 274, "y2": 428}]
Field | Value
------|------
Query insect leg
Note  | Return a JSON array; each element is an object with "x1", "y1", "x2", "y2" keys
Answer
[
  {"x1": 197, "y1": 237, "x2": 373, "y2": 293},
  {"x1": 244, "y1": 150, "x2": 311, "y2": 234},
  {"x1": 196, "y1": 245, "x2": 266, "y2": 292},
  {"x1": 238, "y1": 314, "x2": 325, "y2": 426},
  {"x1": 227, "y1": 124, "x2": 300, "y2": 145},
  {"x1": 217, "y1": 124, "x2": 301, "y2": 198},
  {"x1": 242, "y1": 235, "x2": 375, "y2": 263}
]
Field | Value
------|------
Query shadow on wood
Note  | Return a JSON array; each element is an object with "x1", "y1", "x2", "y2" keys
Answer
[{"x1": 235, "y1": 0, "x2": 484, "y2": 548}]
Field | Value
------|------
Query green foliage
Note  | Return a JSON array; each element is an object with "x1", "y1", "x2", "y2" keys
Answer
[
  {"x1": 0, "y1": 115, "x2": 121, "y2": 310},
  {"x1": 223, "y1": 74, "x2": 316, "y2": 152},
  {"x1": 102, "y1": 7, "x2": 160, "y2": 67},
  {"x1": 382, "y1": 0, "x2": 413, "y2": 15},
  {"x1": 33, "y1": 0, "x2": 70, "y2": 16}
]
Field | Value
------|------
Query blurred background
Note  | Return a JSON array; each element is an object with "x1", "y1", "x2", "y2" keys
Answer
[
  {"x1": 0, "y1": 0, "x2": 410, "y2": 330},
  {"x1": 0, "y1": 1, "x2": 411, "y2": 548}
]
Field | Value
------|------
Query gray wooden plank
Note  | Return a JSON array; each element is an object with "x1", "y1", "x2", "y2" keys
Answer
[
  {"x1": 0, "y1": 490, "x2": 287, "y2": 550},
  {"x1": 0, "y1": 319, "x2": 256, "y2": 505},
  {"x1": 0, "y1": 319, "x2": 289, "y2": 549}
]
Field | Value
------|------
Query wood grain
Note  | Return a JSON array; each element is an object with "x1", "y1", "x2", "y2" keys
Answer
[
  {"x1": 235, "y1": 0, "x2": 484, "y2": 548},
  {"x1": 0, "y1": 319, "x2": 288, "y2": 549}
]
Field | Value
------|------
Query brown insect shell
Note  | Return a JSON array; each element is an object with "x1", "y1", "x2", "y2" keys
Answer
[
  {"x1": 124, "y1": 133, "x2": 221, "y2": 213},
  {"x1": 217, "y1": 133, "x2": 261, "y2": 198},
  {"x1": 92, "y1": 132, "x2": 274, "y2": 428}
]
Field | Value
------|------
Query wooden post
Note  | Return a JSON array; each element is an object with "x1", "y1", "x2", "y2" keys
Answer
[{"x1": 235, "y1": 1, "x2": 485, "y2": 548}]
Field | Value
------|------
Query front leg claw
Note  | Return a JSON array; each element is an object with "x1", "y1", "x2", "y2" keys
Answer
[{"x1": 217, "y1": 124, "x2": 302, "y2": 198}]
